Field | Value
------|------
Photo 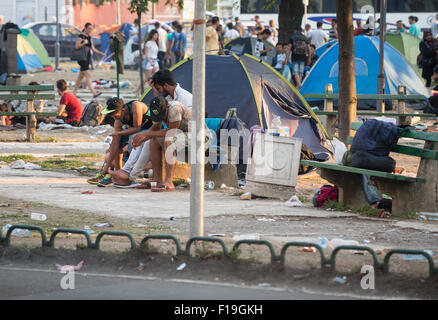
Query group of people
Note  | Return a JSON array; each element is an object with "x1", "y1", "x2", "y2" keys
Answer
[{"x1": 87, "y1": 69, "x2": 205, "y2": 192}]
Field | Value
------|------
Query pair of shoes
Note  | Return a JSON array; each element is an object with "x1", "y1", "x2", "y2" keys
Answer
[
  {"x1": 114, "y1": 182, "x2": 138, "y2": 189},
  {"x1": 87, "y1": 173, "x2": 105, "y2": 184},
  {"x1": 97, "y1": 174, "x2": 113, "y2": 187},
  {"x1": 93, "y1": 92, "x2": 102, "y2": 98}
]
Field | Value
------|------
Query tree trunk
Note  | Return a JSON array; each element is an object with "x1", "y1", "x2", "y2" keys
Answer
[
  {"x1": 337, "y1": 0, "x2": 357, "y2": 143},
  {"x1": 138, "y1": 11, "x2": 144, "y2": 94},
  {"x1": 278, "y1": 0, "x2": 304, "y2": 44}
]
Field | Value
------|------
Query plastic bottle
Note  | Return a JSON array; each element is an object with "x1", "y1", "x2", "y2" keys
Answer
[
  {"x1": 317, "y1": 237, "x2": 329, "y2": 249},
  {"x1": 328, "y1": 238, "x2": 360, "y2": 249},
  {"x1": 2, "y1": 224, "x2": 30, "y2": 237},
  {"x1": 204, "y1": 181, "x2": 215, "y2": 190},
  {"x1": 269, "y1": 116, "x2": 281, "y2": 136},
  {"x1": 30, "y1": 212, "x2": 47, "y2": 221}
]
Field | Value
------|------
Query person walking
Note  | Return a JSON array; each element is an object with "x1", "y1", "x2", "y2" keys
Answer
[
  {"x1": 420, "y1": 31, "x2": 438, "y2": 87},
  {"x1": 234, "y1": 17, "x2": 245, "y2": 37},
  {"x1": 289, "y1": 26, "x2": 310, "y2": 89},
  {"x1": 135, "y1": 29, "x2": 159, "y2": 96},
  {"x1": 154, "y1": 21, "x2": 168, "y2": 70},
  {"x1": 72, "y1": 23, "x2": 105, "y2": 98}
]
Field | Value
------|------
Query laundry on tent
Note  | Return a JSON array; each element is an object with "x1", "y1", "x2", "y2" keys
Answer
[{"x1": 224, "y1": 37, "x2": 276, "y2": 66}]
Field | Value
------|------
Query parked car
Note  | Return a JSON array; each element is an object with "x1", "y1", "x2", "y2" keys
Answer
[{"x1": 22, "y1": 22, "x2": 101, "y2": 58}]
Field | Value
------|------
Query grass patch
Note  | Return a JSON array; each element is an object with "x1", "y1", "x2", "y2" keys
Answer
[
  {"x1": 64, "y1": 153, "x2": 102, "y2": 158},
  {"x1": 36, "y1": 159, "x2": 91, "y2": 169},
  {"x1": 323, "y1": 200, "x2": 346, "y2": 211},
  {"x1": 298, "y1": 195, "x2": 312, "y2": 203},
  {"x1": 356, "y1": 205, "x2": 381, "y2": 217},
  {"x1": 35, "y1": 136, "x2": 58, "y2": 143},
  {"x1": 0, "y1": 154, "x2": 36, "y2": 163}
]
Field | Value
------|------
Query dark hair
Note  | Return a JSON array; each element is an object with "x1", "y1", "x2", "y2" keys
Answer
[
  {"x1": 261, "y1": 29, "x2": 271, "y2": 36},
  {"x1": 235, "y1": 17, "x2": 240, "y2": 21},
  {"x1": 317, "y1": 21, "x2": 323, "y2": 28},
  {"x1": 83, "y1": 22, "x2": 92, "y2": 32},
  {"x1": 151, "y1": 69, "x2": 176, "y2": 87},
  {"x1": 212, "y1": 16, "x2": 219, "y2": 25},
  {"x1": 106, "y1": 97, "x2": 125, "y2": 112},
  {"x1": 227, "y1": 22, "x2": 234, "y2": 30},
  {"x1": 255, "y1": 15, "x2": 260, "y2": 19},
  {"x1": 294, "y1": 26, "x2": 302, "y2": 32},
  {"x1": 134, "y1": 19, "x2": 139, "y2": 25},
  {"x1": 331, "y1": 19, "x2": 337, "y2": 23},
  {"x1": 148, "y1": 96, "x2": 167, "y2": 122},
  {"x1": 310, "y1": 44, "x2": 316, "y2": 50},
  {"x1": 276, "y1": 43, "x2": 282, "y2": 47},
  {"x1": 424, "y1": 30, "x2": 433, "y2": 39},
  {"x1": 409, "y1": 16, "x2": 418, "y2": 22},
  {"x1": 176, "y1": 24, "x2": 183, "y2": 32},
  {"x1": 172, "y1": 20, "x2": 178, "y2": 28},
  {"x1": 146, "y1": 29, "x2": 158, "y2": 42},
  {"x1": 28, "y1": 81, "x2": 39, "y2": 86},
  {"x1": 56, "y1": 79, "x2": 68, "y2": 92},
  {"x1": 154, "y1": 22, "x2": 161, "y2": 28}
]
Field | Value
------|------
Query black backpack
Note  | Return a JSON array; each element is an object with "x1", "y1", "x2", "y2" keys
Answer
[
  {"x1": 293, "y1": 39, "x2": 308, "y2": 56},
  {"x1": 80, "y1": 100, "x2": 105, "y2": 126}
]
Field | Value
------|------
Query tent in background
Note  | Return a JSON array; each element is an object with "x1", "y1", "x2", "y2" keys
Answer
[
  {"x1": 17, "y1": 33, "x2": 43, "y2": 73},
  {"x1": 20, "y1": 28, "x2": 52, "y2": 68},
  {"x1": 301, "y1": 36, "x2": 429, "y2": 110},
  {"x1": 140, "y1": 54, "x2": 330, "y2": 160},
  {"x1": 386, "y1": 31, "x2": 420, "y2": 69},
  {"x1": 224, "y1": 37, "x2": 276, "y2": 66}
]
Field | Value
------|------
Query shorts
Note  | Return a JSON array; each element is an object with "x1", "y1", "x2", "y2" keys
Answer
[
  {"x1": 78, "y1": 59, "x2": 90, "y2": 72},
  {"x1": 144, "y1": 58, "x2": 159, "y2": 71},
  {"x1": 292, "y1": 61, "x2": 305, "y2": 76}
]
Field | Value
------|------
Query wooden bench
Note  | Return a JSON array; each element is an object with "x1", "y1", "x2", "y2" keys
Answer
[
  {"x1": 301, "y1": 121, "x2": 438, "y2": 216},
  {"x1": 304, "y1": 84, "x2": 436, "y2": 136},
  {"x1": 0, "y1": 85, "x2": 57, "y2": 142}
]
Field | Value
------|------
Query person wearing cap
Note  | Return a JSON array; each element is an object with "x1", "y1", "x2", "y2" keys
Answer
[
  {"x1": 150, "y1": 69, "x2": 192, "y2": 108},
  {"x1": 87, "y1": 97, "x2": 151, "y2": 187},
  {"x1": 131, "y1": 96, "x2": 194, "y2": 192}
]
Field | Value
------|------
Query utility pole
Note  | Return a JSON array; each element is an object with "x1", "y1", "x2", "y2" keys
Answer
[
  {"x1": 55, "y1": 0, "x2": 60, "y2": 70},
  {"x1": 190, "y1": 0, "x2": 206, "y2": 238},
  {"x1": 377, "y1": 0, "x2": 386, "y2": 113}
]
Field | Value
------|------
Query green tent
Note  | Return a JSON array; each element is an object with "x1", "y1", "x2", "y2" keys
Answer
[
  {"x1": 20, "y1": 28, "x2": 52, "y2": 68},
  {"x1": 386, "y1": 31, "x2": 420, "y2": 71}
]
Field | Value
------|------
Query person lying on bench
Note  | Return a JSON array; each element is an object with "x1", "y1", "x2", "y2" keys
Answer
[
  {"x1": 46, "y1": 79, "x2": 83, "y2": 127},
  {"x1": 4, "y1": 81, "x2": 44, "y2": 127},
  {"x1": 90, "y1": 97, "x2": 152, "y2": 187}
]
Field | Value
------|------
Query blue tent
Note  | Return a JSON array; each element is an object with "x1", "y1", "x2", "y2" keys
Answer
[
  {"x1": 140, "y1": 54, "x2": 331, "y2": 160},
  {"x1": 301, "y1": 36, "x2": 429, "y2": 109}
]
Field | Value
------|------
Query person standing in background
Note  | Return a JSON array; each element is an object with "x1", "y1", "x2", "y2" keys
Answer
[
  {"x1": 166, "y1": 21, "x2": 179, "y2": 67},
  {"x1": 432, "y1": 14, "x2": 438, "y2": 39},
  {"x1": 308, "y1": 21, "x2": 328, "y2": 49},
  {"x1": 396, "y1": 20, "x2": 407, "y2": 33},
  {"x1": 409, "y1": 16, "x2": 420, "y2": 38},
  {"x1": 224, "y1": 22, "x2": 240, "y2": 42},
  {"x1": 176, "y1": 24, "x2": 187, "y2": 62},
  {"x1": 154, "y1": 21, "x2": 168, "y2": 70},
  {"x1": 206, "y1": 16, "x2": 220, "y2": 55},
  {"x1": 329, "y1": 19, "x2": 338, "y2": 40},
  {"x1": 72, "y1": 23, "x2": 105, "y2": 98},
  {"x1": 235, "y1": 17, "x2": 245, "y2": 37},
  {"x1": 268, "y1": 20, "x2": 278, "y2": 44},
  {"x1": 304, "y1": 24, "x2": 312, "y2": 37},
  {"x1": 420, "y1": 31, "x2": 438, "y2": 87},
  {"x1": 216, "y1": 24, "x2": 225, "y2": 55}
]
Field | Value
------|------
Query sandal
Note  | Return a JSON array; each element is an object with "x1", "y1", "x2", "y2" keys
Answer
[
  {"x1": 151, "y1": 185, "x2": 175, "y2": 192},
  {"x1": 136, "y1": 181, "x2": 152, "y2": 189}
]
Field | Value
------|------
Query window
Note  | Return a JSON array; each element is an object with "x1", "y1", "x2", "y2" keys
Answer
[
  {"x1": 240, "y1": 0, "x2": 280, "y2": 14},
  {"x1": 38, "y1": 25, "x2": 56, "y2": 37},
  {"x1": 329, "y1": 58, "x2": 368, "y2": 78}
]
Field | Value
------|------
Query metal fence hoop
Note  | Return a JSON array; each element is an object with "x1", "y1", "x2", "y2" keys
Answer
[
  {"x1": 280, "y1": 242, "x2": 327, "y2": 268},
  {"x1": 383, "y1": 249, "x2": 435, "y2": 278},
  {"x1": 4, "y1": 224, "x2": 47, "y2": 247},
  {"x1": 330, "y1": 245, "x2": 381, "y2": 271},
  {"x1": 140, "y1": 234, "x2": 184, "y2": 256},
  {"x1": 185, "y1": 236, "x2": 229, "y2": 257},
  {"x1": 94, "y1": 231, "x2": 136, "y2": 250},
  {"x1": 48, "y1": 228, "x2": 93, "y2": 248},
  {"x1": 232, "y1": 239, "x2": 278, "y2": 263}
]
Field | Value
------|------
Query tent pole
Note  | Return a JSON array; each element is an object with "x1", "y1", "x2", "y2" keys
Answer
[
  {"x1": 377, "y1": 0, "x2": 386, "y2": 113},
  {"x1": 190, "y1": 0, "x2": 206, "y2": 238}
]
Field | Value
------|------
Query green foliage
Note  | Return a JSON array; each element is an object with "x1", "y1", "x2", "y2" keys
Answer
[
  {"x1": 356, "y1": 205, "x2": 381, "y2": 217},
  {"x1": 36, "y1": 160, "x2": 91, "y2": 169},
  {"x1": 0, "y1": 154, "x2": 36, "y2": 163},
  {"x1": 99, "y1": 0, "x2": 184, "y2": 14},
  {"x1": 64, "y1": 153, "x2": 102, "y2": 158},
  {"x1": 323, "y1": 200, "x2": 346, "y2": 212}
]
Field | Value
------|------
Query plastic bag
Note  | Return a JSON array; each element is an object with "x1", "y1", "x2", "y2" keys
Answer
[{"x1": 331, "y1": 138, "x2": 347, "y2": 165}]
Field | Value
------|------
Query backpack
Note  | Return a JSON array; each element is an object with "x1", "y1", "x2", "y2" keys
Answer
[
  {"x1": 313, "y1": 185, "x2": 339, "y2": 207},
  {"x1": 350, "y1": 119, "x2": 399, "y2": 157},
  {"x1": 80, "y1": 100, "x2": 105, "y2": 126},
  {"x1": 293, "y1": 39, "x2": 308, "y2": 56}
]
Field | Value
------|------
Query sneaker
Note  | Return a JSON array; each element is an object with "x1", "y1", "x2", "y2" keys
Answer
[
  {"x1": 87, "y1": 173, "x2": 105, "y2": 185},
  {"x1": 97, "y1": 174, "x2": 113, "y2": 187},
  {"x1": 114, "y1": 182, "x2": 138, "y2": 189}
]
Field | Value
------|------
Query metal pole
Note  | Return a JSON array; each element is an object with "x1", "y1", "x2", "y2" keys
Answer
[
  {"x1": 377, "y1": 0, "x2": 386, "y2": 113},
  {"x1": 55, "y1": 0, "x2": 60, "y2": 70},
  {"x1": 190, "y1": 0, "x2": 206, "y2": 238}
]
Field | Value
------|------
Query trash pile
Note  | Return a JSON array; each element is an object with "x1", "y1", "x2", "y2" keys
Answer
[{"x1": 9, "y1": 159, "x2": 41, "y2": 170}]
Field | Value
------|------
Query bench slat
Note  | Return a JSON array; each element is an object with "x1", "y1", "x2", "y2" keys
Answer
[
  {"x1": 351, "y1": 122, "x2": 438, "y2": 142},
  {"x1": 0, "y1": 112, "x2": 57, "y2": 116},
  {"x1": 304, "y1": 93, "x2": 426, "y2": 100},
  {"x1": 0, "y1": 94, "x2": 55, "y2": 100},
  {"x1": 0, "y1": 85, "x2": 54, "y2": 91},
  {"x1": 314, "y1": 111, "x2": 436, "y2": 117},
  {"x1": 301, "y1": 159, "x2": 425, "y2": 183}
]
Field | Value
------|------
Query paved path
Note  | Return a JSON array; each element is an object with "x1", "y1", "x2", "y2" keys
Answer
[{"x1": 0, "y1": 167, "x2": 357, "y2": 220}]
